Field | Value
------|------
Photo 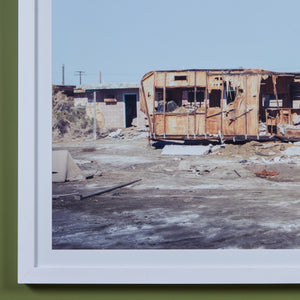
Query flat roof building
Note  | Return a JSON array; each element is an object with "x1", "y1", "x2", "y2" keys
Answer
[{"x1": 74, "y1": 83, "x2": 146, "y2": 129}]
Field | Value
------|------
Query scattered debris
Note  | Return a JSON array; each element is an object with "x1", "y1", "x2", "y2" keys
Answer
[
  {"x1": 192, "y1": 166, "x2": 217, "y2": 175},
  {"x1": 233, "y1": 170, "x2": 241, "y2": 177},
  {"x1": 256, "y1": 152, "x2": 272, "y2": 157},
  {"x1": 255, "y1": 169, "x2": 280, "y2": 178},
  {"x1": 273, "y1": 156, "x2": 282, "y2": 163},
  {"x1": 74, "y1": 159, "x2": 93, "y2": 164},
  {"x1": 82, "y1": 170, "x2": 102, "y2": 179},
  {"x1": 108, "y1": 129, "x2": 122, "y2": 138},
  {"x1": 211, "y1": 145, "x2": 223, "y2": 152},
  {"x1": 85, "y1": 174, "x2": 95, "y2": 180},
  {"x1": 185, "y1": 165, "x2": 217, "y2": 176},
  {"x1": 94, "y1": 170, "x2": 102, "y2": 176},
  {"x1": 119, "y1": 128, "x2": 148, "y2": 140}
]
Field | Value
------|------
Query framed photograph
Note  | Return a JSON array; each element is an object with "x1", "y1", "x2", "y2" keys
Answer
[{"x1": 18, "y1": 0, "x2": 300, "y2": 284}]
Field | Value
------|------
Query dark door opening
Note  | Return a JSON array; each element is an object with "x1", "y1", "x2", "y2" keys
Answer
[{"x1": 124, "y1": 94, "x2": 137, "y2": 127}]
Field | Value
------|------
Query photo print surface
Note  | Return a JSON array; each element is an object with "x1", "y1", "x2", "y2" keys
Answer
[{"x1": 52, "y1": 0, "x2": 300, "y2": 250}]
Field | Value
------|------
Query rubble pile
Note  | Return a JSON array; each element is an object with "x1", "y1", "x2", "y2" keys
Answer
[
  {"x1": 52, "y1": 91, "x2": 110, "y2": 142},
  {"x1": 107, "y1": 127, "x2": 148, "y2": 140},
  {"x1": 211, "y1": 140, "x2": 300, "y2": 165},
  {"x1": 159, "y1": 140, "x2": 300, "y2": 166},
  {"x1": 213, "y1": 141, "x2": 285, "y2": 159}
]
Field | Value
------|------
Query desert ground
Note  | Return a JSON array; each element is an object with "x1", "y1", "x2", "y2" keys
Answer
[{"x1": 52, "y1": 128, "x2": 300, "y2": 249}]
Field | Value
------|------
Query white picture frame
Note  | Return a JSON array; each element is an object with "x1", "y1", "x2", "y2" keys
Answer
[{"x1": 18, "y1": 0, "x2": 300, "y2": 284}]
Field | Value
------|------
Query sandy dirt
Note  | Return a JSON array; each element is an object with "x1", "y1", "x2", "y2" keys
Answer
[{"x1": 52, "y1": 130, "x2": 300, "y2": 249}]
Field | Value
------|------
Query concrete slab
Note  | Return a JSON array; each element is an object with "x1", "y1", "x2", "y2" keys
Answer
[
  {"x1": 161, "y1": 145, "x2": 211, "y2": 156},
  {"x1": 282, "y1": 146, "x2": 300, "y2": 157}
]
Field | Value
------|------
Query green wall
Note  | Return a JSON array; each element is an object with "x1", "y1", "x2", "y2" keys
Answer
[{"x1": 1, "y1": 0, "x2": 300, "y2": 299}]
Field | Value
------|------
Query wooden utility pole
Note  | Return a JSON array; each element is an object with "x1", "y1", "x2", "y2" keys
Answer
[
  {"x1": 62, "y1": 64, "x2": 65, "y2": 85},
  {"x1": 93, "y1": 91, "x2": 97, "y2": 140},
  {"x1": 75, "y1": 71, "x2": 85, "y2": 85}
]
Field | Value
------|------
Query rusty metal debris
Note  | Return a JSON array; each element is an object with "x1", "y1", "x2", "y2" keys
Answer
[
  {"x1": 140, "y1": 69, "x2": 300, "y2": 142},
  {"x1": 255, "y1": 169, "x2": 280, "y2": 178}
]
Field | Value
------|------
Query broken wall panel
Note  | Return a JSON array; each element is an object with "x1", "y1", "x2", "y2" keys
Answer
[
  {"x1": 245, "y1": 75, "x2": 260, "y2": 136},
  {"x1": 140, "y1": 71, "x2": 155, "y2": 115}
]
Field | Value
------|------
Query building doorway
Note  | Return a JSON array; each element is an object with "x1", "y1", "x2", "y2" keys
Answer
[{"x1": 124, "y1": 94, "x2": 137, "y2": 127}]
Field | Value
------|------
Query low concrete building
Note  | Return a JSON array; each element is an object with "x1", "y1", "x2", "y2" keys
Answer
[{"x1": 74, "y1": 83, "x2": 146, "y2": 129}]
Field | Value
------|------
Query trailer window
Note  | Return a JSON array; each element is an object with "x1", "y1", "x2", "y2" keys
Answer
[
  {"x1": 174, "y1": 75, "x2": 187, "y2": 81},
  {"x1": 209, "y1": 90, "x2": 221, "y2": 107},
  {"x1": 188, "y1": 91, "x2": 205, "y2": 103},
  {"x1": 262, "y1": 94, "x2": 283, "y2": 107},
  {"x1": 225, "y1": 90, "x2": 236, "y2": 104}
]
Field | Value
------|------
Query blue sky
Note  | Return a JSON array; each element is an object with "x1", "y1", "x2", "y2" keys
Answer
[{"x1": 52, "y1": 0, "x2": 300, "y2": 86}]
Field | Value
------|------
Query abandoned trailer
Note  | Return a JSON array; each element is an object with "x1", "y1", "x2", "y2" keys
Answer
[
  {"x1": 74, "y1": 83, "x2": 146, "y2": 129},
  {"x1": 140, "y1": 69, "x2": 300, "y2": 142}
]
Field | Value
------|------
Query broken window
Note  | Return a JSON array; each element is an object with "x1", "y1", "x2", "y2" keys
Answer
[
  {"x1": 156, "y1": 100, "x2": 179, "y2": 113},
  {"x1": 225, "y1": 89, "x2": 236, "y2": 104},
  {"x1": 155, "y1": 89, "x2": 163, "y2": 101},
  {"x1": 209, "y1": 90, "x2": 221, "y2": 107},
  {"x1": 166, "y1": 89, "x2": 182, "y2": 104},
  {"x1": 174, "y1": 75, "x2": 187, "y2": 81},
  {"x1": 187, "y1": 91, "x2": 205, "y2": 103},
  {"x1": 223, "y1": 80, "x2": 236, "y2": 105},
  {"x1": 290, "y1": 82, "x2": 300, "y2": 108},
  {"x1": 262, "y1": 94, "x2": 283, "y2": 107},
  {"x1": 155, "y1": 88, "x2": 181, "y2": 112}
]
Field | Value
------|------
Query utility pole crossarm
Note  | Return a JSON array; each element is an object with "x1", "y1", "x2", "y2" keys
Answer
[{"x1": 75, "y1": 71, "x2": 86, "y2": 85}]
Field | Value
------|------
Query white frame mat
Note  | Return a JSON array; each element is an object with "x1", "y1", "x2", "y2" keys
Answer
[{"x1": 18, "y1": 0, "x2": 300, "y2": 284}]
